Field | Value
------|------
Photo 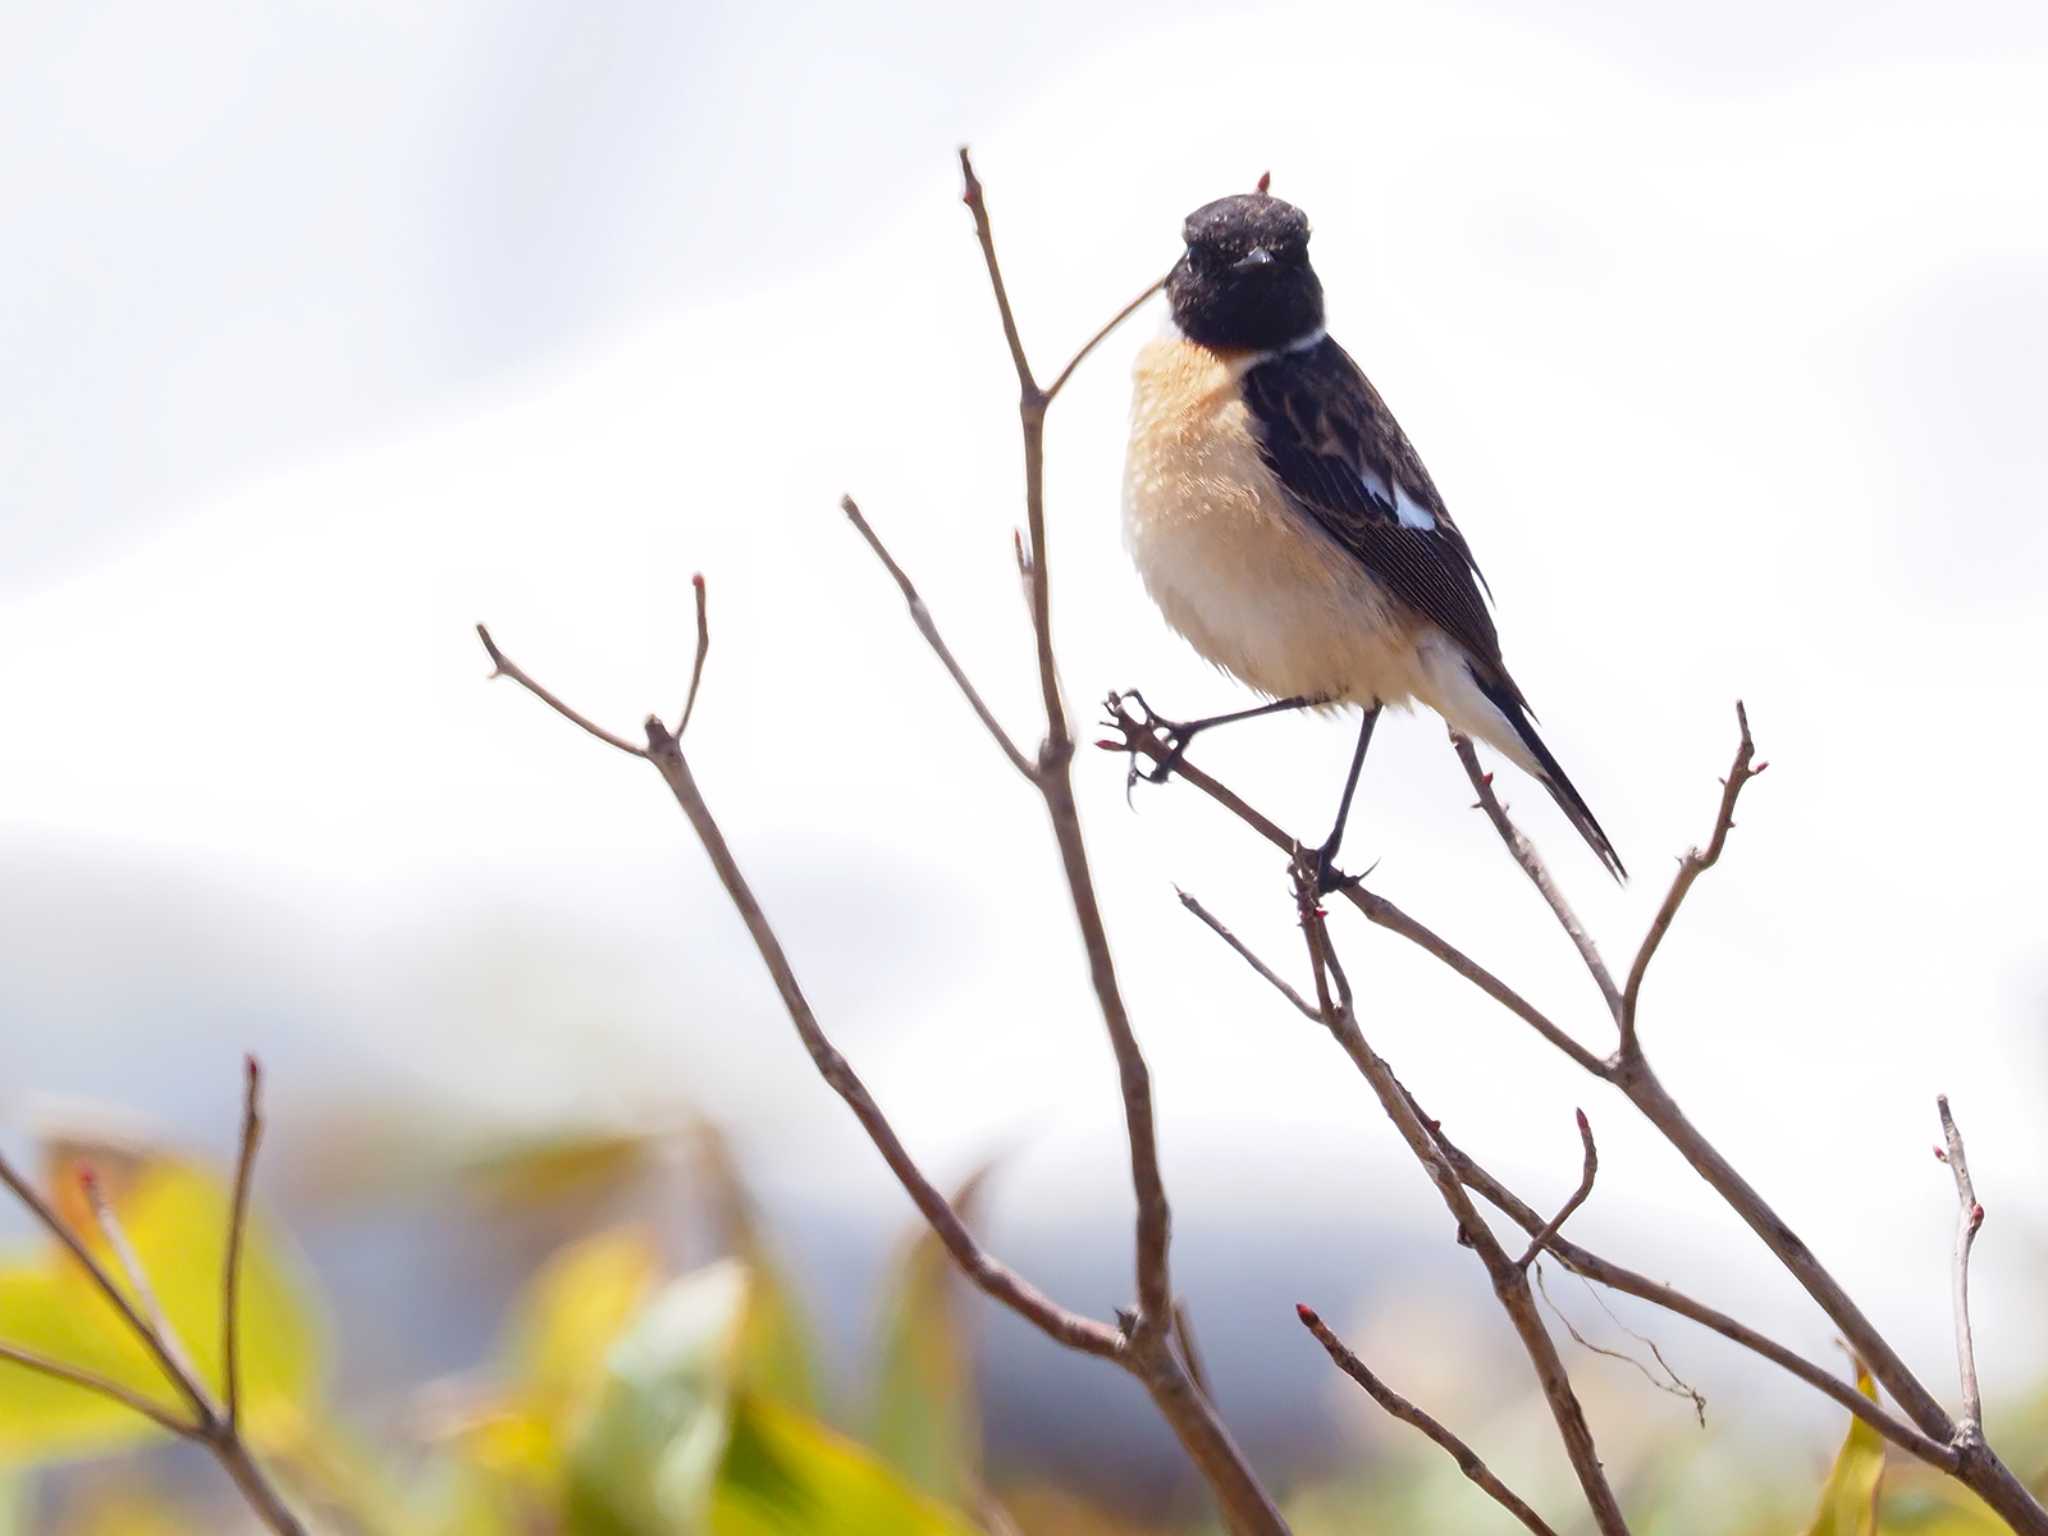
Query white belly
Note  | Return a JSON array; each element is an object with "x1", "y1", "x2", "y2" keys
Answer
[{"x1": 1122, "y1": 336, "x2": 1428, "y2": 709}]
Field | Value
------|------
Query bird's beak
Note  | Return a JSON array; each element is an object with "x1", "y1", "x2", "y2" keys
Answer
[{"x1": 1232, "y1": 246, "x2": 1276, "y2": 272}]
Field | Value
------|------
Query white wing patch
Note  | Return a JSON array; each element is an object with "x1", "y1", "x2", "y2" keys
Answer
[{"x1": 1391, "y1": 476, "x2": 1436, "y2": 531}]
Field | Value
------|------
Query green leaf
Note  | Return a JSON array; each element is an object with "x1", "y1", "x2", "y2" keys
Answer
[
  {"x1": 710, "y1": 1392, "x2": 983, "y2": 1536},
  {"x1": 0, "y1": 1156, "x2": 326, "y2": 1466},
  {"x1": 868, "y1": 1165, "x2": 992, "y2": 1506},
  {"x1": 566, "y1": 1258, "x2": 750, "y2": 1536},
  {"x1": 1803, "y1": 1364, "x2": 1885, "y2": 1536}
]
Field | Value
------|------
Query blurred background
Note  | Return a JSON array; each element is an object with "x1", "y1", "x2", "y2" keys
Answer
[{"x1": 3, "y1": 0, "x2": 2046, "y2": 1529}]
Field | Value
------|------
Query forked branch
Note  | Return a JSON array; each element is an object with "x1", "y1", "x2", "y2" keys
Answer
[
  {"x1": 1618, "y1": 702, "x2": 1763, "y2": 1057},
  {"x1": 480, "y1": 155, "x2": 1286, "y2": 1529},
  {"x1": 1288, "y1": 859, "x2": 1631, "y2": 1535},
  {"x1": 0, "y1": 1063, "x2": 305, "y2": 1536},
  {"x1": 1129, "y1": 691, "x2": 2048, "y2": 1531}
]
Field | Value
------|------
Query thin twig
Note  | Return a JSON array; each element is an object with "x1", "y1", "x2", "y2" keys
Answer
[
  {"x1": 677, "y1": 573, "x2": 711, "y2": 739},
  {"x1": 1176, "y1": 888, "x2": 1319, "y2": 1020},
  {"x1": 1451, "y1": 731, "x2": 1621, "y2": 1021},
  {"x1": 1572, "y1": 1270, "x2": 1707, "y2": 1428},
  {"x1": 957, "y1": 148, "x2": 1037, "y2": 402},
  {"x1": 1937, "y1": 1095, "x2": 1985, "y2": 1436},
  {"x1": 224, "y1": 1054, "x2": 262, "y2": 1431},
  {"x1": 1517, "y1": 1110, "x2": 1597, "y2": 1269},
  {"x1": 841, "y1": 496, "x2": 1035, "y2": 780},
  {"x1": 1296, "y1": 1304, "x2": 1560, "y2": 1536},
  {"x1": 1043, "y1": 275, "x2": 1167, "y2": 402},
  {"x1": 476, "y1": 623, "x2": 648, "y2": 759},
  {"x1": 0, "y1": 1341, "x2": 197, "y2": 1436},
  {"x1": 1618, "y1": 701, "x2": 1762, "y2": 1057},
  {"x1": 1533, "y1": 1263, "x2": 1706, "y2": 1425}
]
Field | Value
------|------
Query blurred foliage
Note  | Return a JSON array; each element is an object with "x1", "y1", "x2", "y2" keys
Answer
[
  {"x1": 868, "y1": 1165, "x2": 993, "y2": 1510},
  {"x1": 1, "y1": 1118, "x2": 2043, "y2": 1534}
]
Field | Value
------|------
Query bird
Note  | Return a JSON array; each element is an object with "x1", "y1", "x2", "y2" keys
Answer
[{"x1": 1120, "y1": 185, "x2": 1624, "y2": 890}]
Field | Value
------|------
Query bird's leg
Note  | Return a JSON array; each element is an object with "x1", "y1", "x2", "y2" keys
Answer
[
  {"x1": 1314, "y1": 704, "x2": 1381, "y2": 894},
  {"x1": 1111, "y1": 690, "x2": 1320, "y2": 787}
]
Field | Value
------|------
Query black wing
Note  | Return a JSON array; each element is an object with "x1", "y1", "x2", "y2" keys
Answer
[{"x1": 1240, "y1": 336, "x2": 1505, "y2": 676}]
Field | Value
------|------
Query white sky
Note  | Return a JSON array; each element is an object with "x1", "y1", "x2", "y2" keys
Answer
[{"x1": 4, "y1": 0, "x2": 2047, "y2": 1457}]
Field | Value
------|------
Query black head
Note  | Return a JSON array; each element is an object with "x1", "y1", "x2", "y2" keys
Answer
[{"x1": 1168, "y1": 193, "x2": 1323, "y2": 352}]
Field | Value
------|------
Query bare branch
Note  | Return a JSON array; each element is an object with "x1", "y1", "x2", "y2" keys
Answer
[
  {"x1": 630, "y1": 714, "x2": 1122, "y2": 1360},
  {"x1": 1618, "y1": 702, "x2": 1762, "y2": 1056},
  {"x1": 1937, "y1": 1095, "x2": 1985, "y2": 1435},
  {"x1": 1176, "y1": 888, "x2": 1319, "y2": 1021},
  {"x1": 1288, "y1": 865, "x2": 1630, "y2": 1535},
  {"x1": 841, "y1": 495, "x2": 1035, "y2": 780},
  {"x1": 1105, "y1": 691, "x2": 1987, "y2": 1468},
  {"x1": 957, "y1": 147, "x2": 1038, "y2": 400},
  {"x1": 475, "y1": 623, "x2": 649, "y2": 759},
  {"x1": 1517, "y1": 1110, "x2": 1597, "y2": 1269},
  {"x1": 1295, "y1": 1304, "x2": 1560, "y2": 1536},
  {"x1": 953, "y1": 148, "x2": 1182, "y2": 1372},
  {"x1": 676, "y1": 572, "x2": 711, "y2": 739},
  {"x1": 1043, "y1": 274, "x2": 1167, "y2": 402},
  {"x1": 0, "y1": 1343, "x2": 196, "y2": 1436},
  {"x1": 224, "y1": 1054, "x2": 262, "y2": 1431},
  {"x1": 1422, "y1": 1104, "x2": 1960, "y2": 1470},
  {"x1": 1451, "y1": 732, "x2": 1621, "y2": 1021}
]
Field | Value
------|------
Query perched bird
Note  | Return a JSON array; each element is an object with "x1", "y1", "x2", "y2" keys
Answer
[{"x1": 1122, "y1": 187, "x2": 1624, "y2": 888}]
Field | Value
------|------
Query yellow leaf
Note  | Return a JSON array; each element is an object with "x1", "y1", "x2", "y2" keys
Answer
[
  {"x1": 506, "y1": 1226, "x2": 661, "y2": 1419},
  {"x1": 710, "y1": 1392, "x2": 983, "y2": 1536},
  {"x1": 1803, "y1": 1365, "x2": 1885, "y2": 1536},
  {"x1": 0, "y1": 1157, "x2": 326, "y2": 1466}
]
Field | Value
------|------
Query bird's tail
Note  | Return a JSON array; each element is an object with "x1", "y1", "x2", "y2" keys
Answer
[{"x1": 1446, "y1": 657, "x2": 1627, "y2": 883}]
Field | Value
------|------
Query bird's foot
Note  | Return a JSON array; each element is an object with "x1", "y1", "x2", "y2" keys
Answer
[
  {"x1": 1313, "y1": 843, "x2": 1375, "y2": 897},
  {"x1": 1103, "y1": 690, "x2": 1199, "y2": 801}
]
